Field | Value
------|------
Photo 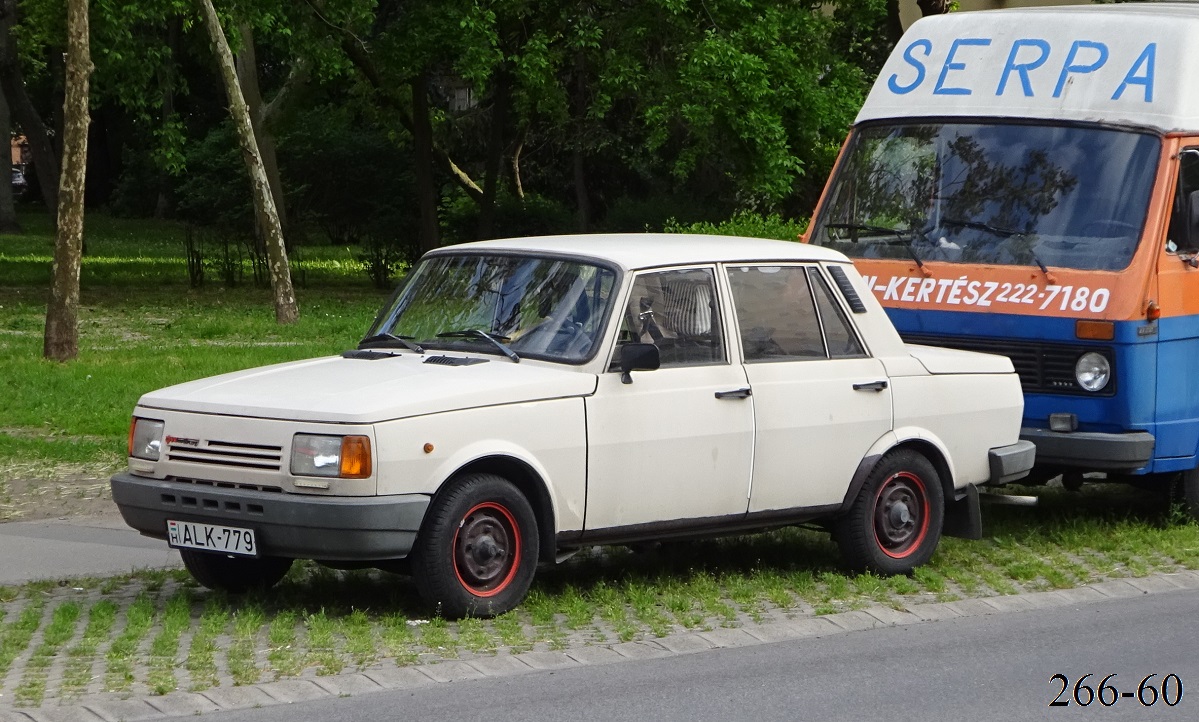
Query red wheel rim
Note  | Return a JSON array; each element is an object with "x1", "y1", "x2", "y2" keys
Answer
[
  {"x1": 452, "y1": 501, "x2": 521, "y2": 597},
  {"x1": 872, "y1": 471, "x2": 930, "y2": 559}
]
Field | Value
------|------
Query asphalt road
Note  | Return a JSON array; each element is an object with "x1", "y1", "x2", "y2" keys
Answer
[
  {"x1": 199, "y1": 587, "x2": 1199, "y2": 722},
  {"x1": 0, "y1": 515, "x2": 180, "y2": 584}
]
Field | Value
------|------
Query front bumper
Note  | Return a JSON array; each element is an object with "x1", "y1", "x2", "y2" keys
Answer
[
  {"x1": 110, "y1": 473, "x2": 430, "y2": 561},
  {"x1": 1019, "y1": 428, "x2": 1155, "y2": 472},
  {"x1": 987, "y1": 440, "x2": 1036, "y2": 485}
]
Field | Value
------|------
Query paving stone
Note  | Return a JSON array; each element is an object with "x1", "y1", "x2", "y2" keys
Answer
[
  {"x1": 864, "y1": 606, "x2": 922, "y2": 626},
  {"x1": 564, "y1": 646, "x2": 625, "y2": 666},
  {"x1": 421, "y1": 661, "x2": 486, "y2": 683},
  {"x1": 1017, "y1": 590, "x2": 1070, "y2": 610},
  {"x1": 1056, "y1": 587, "x2": 1107, "y2": 605},
  {"x1": 742, "y1": 621, "x2": 813, "y2": 643},
  {"x1": 1162, "y1": 570, "x2": 1199, "y2": 589},
  {"x1": 465, "y1": 656, "x2": 534, "y2": 677},
  {"x1": 610, "y1": 641, "x2": 671, "y2": 660},
  {"x1": 980, "y1": 595, "x2": 1036, "y2": 613},
  {"x1": 945, "y1": 598, "x2": 1001, "y2": 617},
  {"x1": 82, "y1": 698, "x2": 163, "y2": 722},
  {"x1": 258, "y1": 679, "x2": 331, "y2": 704},
  {"x1": 1089, "y1": 579, "x2": 1146, "y2": 599},
  {"x1": 310, "y1": 673, "x2": 385, "y2": 698},
  {"x1": 907, "y1": 602, "x2": 963, "y2": 622},
  {"x1": 20, "y1": 708, "x2": 103, "y2": 722},
  {"x1": 697, "y1": 627, "x2": 761, "y2": 648},
  {"x1": 657, "y1": 633, "x2": 717, "y2": 654},
  {"x1": 362, "y1": 666, "x2": 437, "y2": 690},
  {"x1": 200, "y1": 685, "x2": 277, "y2": 711},
  {"x1": 144, "y1": 691, "x2": 221, "y2": 717},
  {"x1": 0, "y1": 711, "x2": 34, "y2": 722},
  {"x1": 779, "y1": 617, "x2": 843, "y2": 638},
  {"x1": 1125, "y1": 576, "x2": 1185, "y2": 594},
  {"x1": 515, "y1": 651, "x2": 578, "y2": 670},
  {"x1": 825, "y1": 610, "x2": 885, "y2": 632}
]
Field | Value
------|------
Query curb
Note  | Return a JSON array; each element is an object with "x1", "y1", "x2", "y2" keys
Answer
[{"x1": 4, "y1": 570, "x2": 1198, "y2": 721}]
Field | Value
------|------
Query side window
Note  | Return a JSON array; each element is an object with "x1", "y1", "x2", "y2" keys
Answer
[
  {"x1": 726, "y1": 266, "x2": 825, "y2": 361},
  {"x1": 1168, "y1": 147, "x2": 1199, "y2": 253},
  {"x1": 809, "y1": 268, "x2": 866, "y2": 358},
  {"x1": 610, "y1": 268, "x2": 725, "y2": 369}
]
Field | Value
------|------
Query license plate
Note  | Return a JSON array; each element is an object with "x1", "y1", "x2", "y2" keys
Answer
[{"x1": 167, "y1": 520, "x2": 257, "y2": 556}]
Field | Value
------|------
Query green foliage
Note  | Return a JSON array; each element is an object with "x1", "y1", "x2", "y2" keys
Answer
[
  {"x1": 666, "y1": 210, "x2": 809, "y2": 242},
  {"x1": 442, "y1": 191, "x2": 574, "y2": 243}
]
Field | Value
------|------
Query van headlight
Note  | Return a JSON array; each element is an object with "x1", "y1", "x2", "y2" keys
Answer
[
  {"x1": 128, "y1": 418, "x2": 164, "y2": 460},
  {"x1": 1075, "y1": 352, "x2": 1111, "y2": 392},
  {"x1": 291, "y1": 434, "x2": 372, "y2": 478}
]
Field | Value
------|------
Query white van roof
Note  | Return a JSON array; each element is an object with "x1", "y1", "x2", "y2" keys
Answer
[{"x1": 857, "y1": 3, "x2": 1199, "y2": 133}]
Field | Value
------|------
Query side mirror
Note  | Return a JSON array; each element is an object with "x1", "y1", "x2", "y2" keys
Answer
[{"x1": 620, "y1": 343, "x2": 660, "y2": 384}]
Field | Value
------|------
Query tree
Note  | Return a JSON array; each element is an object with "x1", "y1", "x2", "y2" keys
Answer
[
  {"x1": 195, "y1": 0, "x2": 298, "y2": 324},
  {"x1": 0, "y1": 87, "x2": 20, "y2": 233},
  {"x1": 44, "y1": 0, "x2": 91, "y2": 361}
]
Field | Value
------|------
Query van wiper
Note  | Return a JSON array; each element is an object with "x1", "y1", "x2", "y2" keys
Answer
[
  {"x1": 941, "y1": 217, "x2": 1056, "y2": 281},
  {"x1": 437, "y1": 329, "x2": 521, "y2": 363},
  {"x1": 358, "y1": 332, "x2": 424, "y2": 354},
  {"x1": 825, "y1": 222, "x2": 927, "y2": 269}
]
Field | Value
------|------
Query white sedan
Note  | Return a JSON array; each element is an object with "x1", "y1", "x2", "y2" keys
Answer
[{"x1": 111, "y1": 234, "x2": 1033, "y2": 617}]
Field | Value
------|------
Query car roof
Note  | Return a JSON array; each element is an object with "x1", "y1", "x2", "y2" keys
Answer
[{"x1": 431, "y1": 233, "x2": 850, "y2": 271}]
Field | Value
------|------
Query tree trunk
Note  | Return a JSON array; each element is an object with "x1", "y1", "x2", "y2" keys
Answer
[
  {"x1": 916, "y1": 0, "x2": 952, "y2": 16},
  {"x1": 196, "y1": 0, "x2": 298, "y2": 324},
  {"x1": 477, "y1": 68, "x2": 511, "y2": 240},
  {"x1": 411, "y1": 75, "x2": 439, "y2": 254},
  {"x1": 155, "y1": 16, "x2": 181, "y2": 219},
  {"x1": 0, "y1": 0, "x2": 58, "y2": 226},
  {"x1": 0, "y1": 85, "x2": 21, "y2": 233},
  {"x1": 235, "y1": 23, "x2": 289, "y2": 240},
  {"x1": 44, "y1": 0, "x2": 91, "y2": 362},
  {"x1": 571, "y1": 55, "x2": 589, "y2": 232},
  {"x1": 510, "y1": 127, "x2": 526, "y2": 202}
]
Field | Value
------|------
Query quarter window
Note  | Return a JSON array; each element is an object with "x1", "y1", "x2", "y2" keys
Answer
[{"x1": 809, "y1": 268, "x2": 866, "y2": 358}]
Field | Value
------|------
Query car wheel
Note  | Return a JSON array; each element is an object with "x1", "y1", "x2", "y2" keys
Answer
[
  {"x1": 835, "y1": 449, "x2": 945, "y2": 575},
  {"x1": 411, "y1": 473, "x2": 539, "y2": 618},
  {"x1": 180, "y1": 549, "x2": 293, "y2": 593}
]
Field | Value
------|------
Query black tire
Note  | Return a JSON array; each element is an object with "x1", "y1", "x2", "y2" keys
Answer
[
  {"x1": 411, "y1": 473, "x2": 539, "y2": 618},
  {"x1": 835, "y1": 449, "x2": 945, "y2": 575},
  {"x1": 1171, "y1": 468, "x2": 1199, "y2": 520},
  {"x1": 180, "y1": 549, "x2": 293, "y2": 593}
]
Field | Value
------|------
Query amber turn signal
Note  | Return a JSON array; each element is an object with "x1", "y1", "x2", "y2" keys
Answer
[
  {"x1": 339, "y1": 436, "x2": 372, "y2": 478},
  {"x1": 1075, "y1": 320, "x2": 1114, "y2": 341}
]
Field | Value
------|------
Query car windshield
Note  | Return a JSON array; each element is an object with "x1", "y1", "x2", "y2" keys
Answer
[
  {"x1": 367, "y1": 253, "x2": 618, "y2": 363},
  {"x1": 808, "y1": 122, "x2": 1160, "y2": 271}
]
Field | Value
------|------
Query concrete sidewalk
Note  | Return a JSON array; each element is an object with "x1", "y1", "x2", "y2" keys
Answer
[{"x1": 0, "y1": 514, "x2": 181, "y2": 585}]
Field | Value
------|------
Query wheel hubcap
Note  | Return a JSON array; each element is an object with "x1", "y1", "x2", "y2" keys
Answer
[
  {"x1": 453, "y1": 503, "x2": 519, "y2": 595},
  {"x1": 873, "y1": 472, "x2": 929, "y2": 558}
]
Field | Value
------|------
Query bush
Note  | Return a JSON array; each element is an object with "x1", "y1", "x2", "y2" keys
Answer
[
  {"x1": 665, "y1": 210, "x2": 809, "y2": 242},
  {"x1": 441, "y1": 192, "x2": 574, "y2": 243}
]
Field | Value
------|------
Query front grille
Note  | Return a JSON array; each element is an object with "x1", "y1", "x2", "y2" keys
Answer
[
  {"x1": 166, "y1": 439, "x2": 284, "y2": 471},
  {"x1": 901, "y1": 333, "x2": 1115, "y2": 397},
  {"x1": 166, "y1": 477, "x2": 283, "y2": 494}
]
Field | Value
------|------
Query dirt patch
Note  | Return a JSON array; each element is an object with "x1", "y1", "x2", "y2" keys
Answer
[{"x1": 0, "y1": 473, "x2": 120, "y2": 523}]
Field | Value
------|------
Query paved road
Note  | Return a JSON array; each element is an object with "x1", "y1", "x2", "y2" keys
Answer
[
  {"x1": 0, "y1": 514, "x2": 180, "y2": 584},
  {"x1": 200, "y1": 587, "x2": 1199, "y2": 722}
]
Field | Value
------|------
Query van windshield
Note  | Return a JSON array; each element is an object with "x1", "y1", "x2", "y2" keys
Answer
[{"x1": 809, "y1": 123, "x2": 1160, "y2": 272}]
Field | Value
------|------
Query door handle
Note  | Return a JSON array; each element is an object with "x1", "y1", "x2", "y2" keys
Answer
[
  {"x1": 853, "y1": 380, "x2": 888, "y2": 392},
  {"x1": 715, "y1": 387, "x2": 752, "y2": 399}
]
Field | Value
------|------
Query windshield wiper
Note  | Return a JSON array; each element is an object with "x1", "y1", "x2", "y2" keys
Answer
[
  {"x1": 358, "y1": 333, "x2": 424, "y2": 354},
  {"x1": 436, "y1": 329, "x2": 521, "y2": 363},
  {"x1": 941, "y1": 217, "x2": 1056, "y2": 282},
  {"x1": 825, "y1": 222, "x2": 927, "y2": 270}
]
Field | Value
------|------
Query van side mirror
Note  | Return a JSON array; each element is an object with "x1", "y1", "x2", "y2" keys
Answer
[{"x1": 620, "y1": 343, "x2": 660, "y2": 384}]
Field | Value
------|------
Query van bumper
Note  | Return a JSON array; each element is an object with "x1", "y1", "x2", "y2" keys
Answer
[
  {"x1": 1019, "y1": 428, "x2": 1155, "y2": 471},
  {"x1": 987, "y1": 440, "x2": 1037, "y2": 485},
  {"x1": 110, "y1": 473, "x2": 430, "y2": 561}
]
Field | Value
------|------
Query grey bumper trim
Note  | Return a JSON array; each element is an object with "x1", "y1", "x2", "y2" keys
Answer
[
  {"x1": 987, "y1": 440, "x2": 1037, "y2": 485},
  {"x1": 110, "y1": 473, "x2": 430, "y2": 561},
  {"x1": 1019, "y1": 428, "x2": 1155, "y2": 471}
]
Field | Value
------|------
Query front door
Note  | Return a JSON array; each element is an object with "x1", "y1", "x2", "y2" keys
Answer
[{"x1": 584, "y1": 267, "x2": 754, "y2": 532}]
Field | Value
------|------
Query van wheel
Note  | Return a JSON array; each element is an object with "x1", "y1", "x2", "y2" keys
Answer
[
  {"x1": 180, "y1": 549, "x2": 293, "y2": 593},
  {"x1": 835, "y1": 450, "x2": 945, "y2": 575},
  {"x1": 1171, "y1": 468, "x2": 1199, "y2": 520},
  {"x1": 411, "y1": 473, "x2": 538, "y2": 618}
]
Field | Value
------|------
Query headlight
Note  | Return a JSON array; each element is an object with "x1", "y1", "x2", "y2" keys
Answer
[
  {"x1": 291, "y1": 434, "x2": 372, "y2": 478},
  {"x1": 128, "y1": 418, "x2": 164, "y2": 460},
  {"x1": 1075, "y1": 352, "x2": 1111, "y2": 392}
]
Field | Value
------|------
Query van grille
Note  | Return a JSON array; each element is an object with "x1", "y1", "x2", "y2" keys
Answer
[
  {"x1": 901, "y1": 333, "x2": 1116, "y2": 397},
  {"x1": 166, "y1": 439, "x2": 284, "y2": 471}
]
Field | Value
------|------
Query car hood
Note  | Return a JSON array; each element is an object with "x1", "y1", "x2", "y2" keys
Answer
[
  {"x1": 906, "y1": 344, "x2": 1015, "y2": 375},
  {"x1": 136, "y1": 353, "x2": 598, "y2": 424}
]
